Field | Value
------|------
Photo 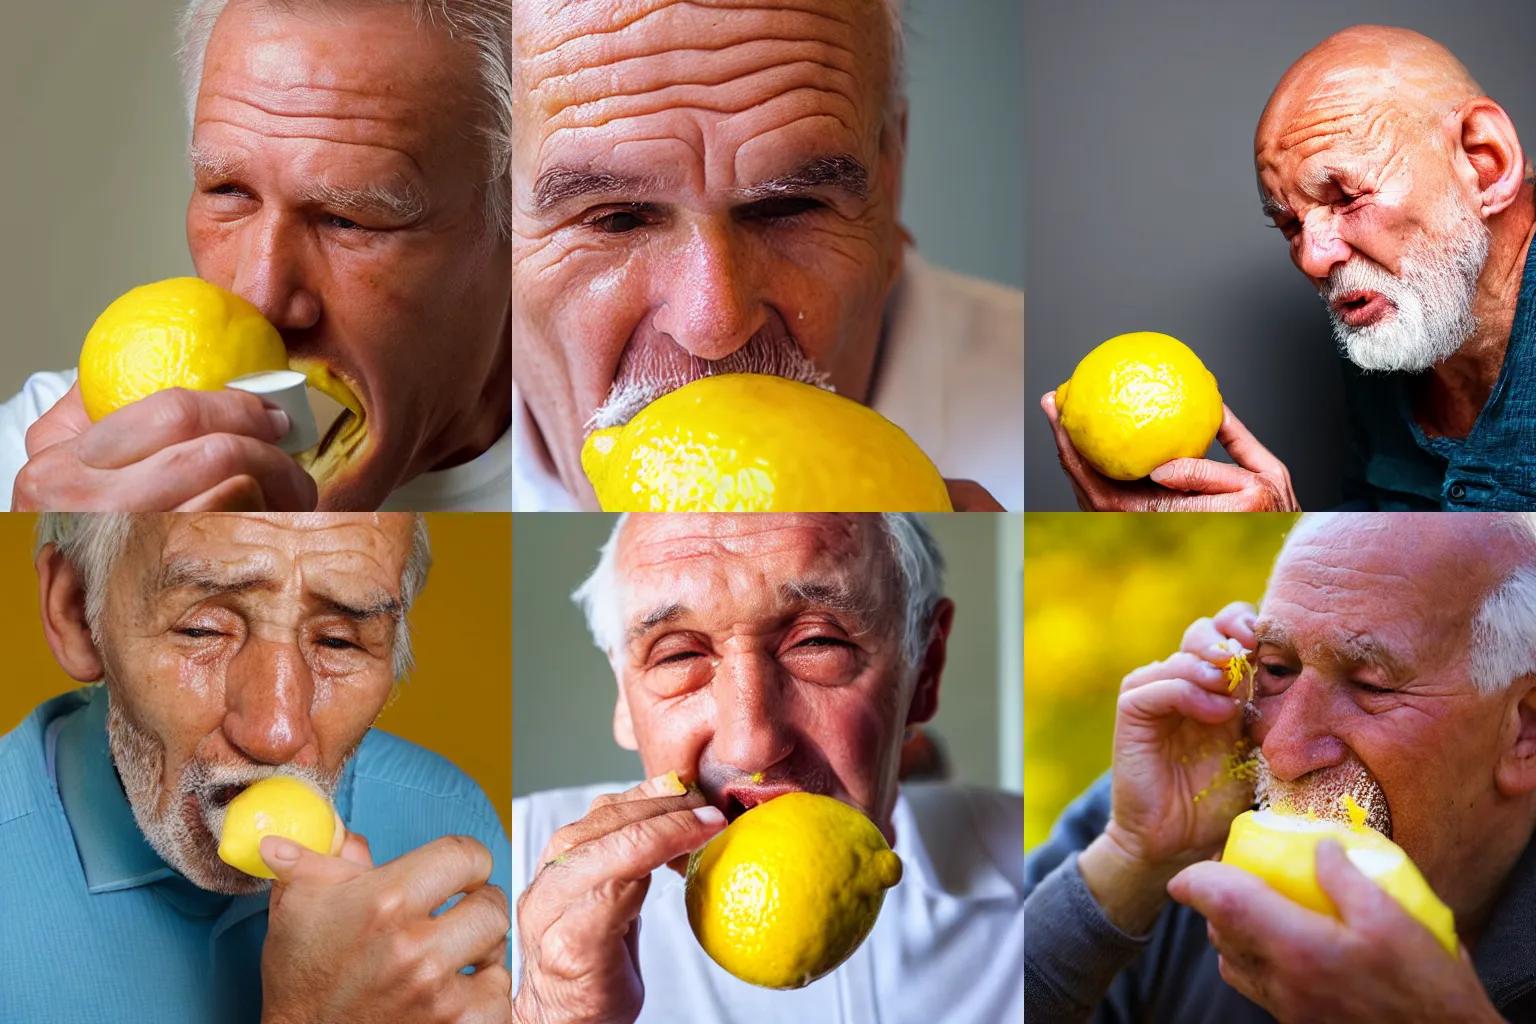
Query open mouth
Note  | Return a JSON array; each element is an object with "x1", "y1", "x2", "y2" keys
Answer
[
  {"x1": 718, "y1": 783, "x2": 807, "y2": 824},
  {"x1": 289, "y1": 360, "x2": 370, "y2": 487},
  {"x1": 1331, "y1": 290, "x2": 1392, "y2": 329}
]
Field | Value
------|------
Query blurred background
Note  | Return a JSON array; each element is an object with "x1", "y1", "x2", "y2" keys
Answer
[
  {"x1": 1023, "y1": 512, "x2": 1299, "y2": 850},
  {"x1": 513, "y1": 513, "x2": 1023, "y2": 799},
  {"x1": 0, "y1": 0, "x2": 1021, "y2": 407},
  {"x1": 0, "y1": 513, "x2": 511, "y2": 831},
  {"x1": 1023, "y1": 0, "x2": 1536, "y2": 510}
]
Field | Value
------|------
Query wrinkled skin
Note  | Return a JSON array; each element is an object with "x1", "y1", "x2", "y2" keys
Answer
[{"x1": 511, "y1": 1, "x2": 906, "y2": 508}]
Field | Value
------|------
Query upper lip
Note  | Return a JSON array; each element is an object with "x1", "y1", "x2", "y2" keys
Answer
[{"x1": 717, "y1": 782, "x2": 807, "y2": 821}]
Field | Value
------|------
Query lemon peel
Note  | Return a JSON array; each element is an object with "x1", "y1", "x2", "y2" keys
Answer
[{"x1": 217, "y1": 776, "x2": 341, "y2": 879}]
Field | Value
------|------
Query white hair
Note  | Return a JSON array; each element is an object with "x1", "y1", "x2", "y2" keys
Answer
[
  {"x1": 176, "y1": 0, "x2": 511, "y2": 240},
  {"x1": 1283, "y1": 512, "x2": 1536, "y2": 695},
  {"x1": 571, "y1": 513, "x2": 945, "y2": 670},
  {"x1": 36, "y1": 513, "x2": 432, "y2": 681}
]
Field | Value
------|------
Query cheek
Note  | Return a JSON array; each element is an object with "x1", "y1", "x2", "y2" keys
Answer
[
  {"x1": 800, "y1": 680, "x2": 904, "y2": 794},
  {"x1": 108, "y1": 638, "x2": 228, "y2": 771},
  {"x1": 631, "y1": 692, "x2": 714, "y2": 775}
]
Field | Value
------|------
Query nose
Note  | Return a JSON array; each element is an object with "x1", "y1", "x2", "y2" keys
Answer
[
  {"x1": 1294, "y1": 208, "x2": 1353, "y2": 283},
  {"x1": 229, "y1": 211, "x2": 323, "y2": 332},
  {"x1": 1253, "y1": 673, "x2": 1350, "y2": 781},
  {"x1": 650, "y1": 221, "x2": 765, "y2": 359},
  {"x1": 222, "y1": 635, "x2": 317, "y2": 765},
  {"x1": 711, "y1": 651, "x2": 795, "y2": 774}
]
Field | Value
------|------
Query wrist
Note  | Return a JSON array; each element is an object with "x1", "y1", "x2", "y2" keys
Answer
[{"x1": 1078, "y1": 831, "x2": 1184, "y2": 937}]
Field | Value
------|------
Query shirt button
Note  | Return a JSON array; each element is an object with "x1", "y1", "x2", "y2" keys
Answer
[{"x1": 1449, "y1": 482, "x2": 1468, "y2": 501}]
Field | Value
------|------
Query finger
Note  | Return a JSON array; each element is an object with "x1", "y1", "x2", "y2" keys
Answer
[
  {"x1": 1119, "y1": 677, "x2": 1244, "y2": 729},
  {"x1": 944, "y1": 479, "x2": 1006, "y2": 512},
  {"x1": 262, "y1": 835, "x2": 370, "y2": 888},
  {"x1": 1214, "y1": 406, "x2": 1287, "y2": 476},
  {"x1": 1211, "y1": 603, "x2": 1259, "y2": 651},
  {"x1": 24, "y1": 383, "x2": 93, "y2": 456},
  {"x1": 1041, "y1": 391, "x2": 1111, "y2": 503},
  {"x1": 434, "y1": 883, "x2": 511, "y2": 973},
  {"x1": 1120, "y1": 652, "x2": 1229, "y2": 694},
  {"x1": 454, "y1": 963, "x2": 513, "y2": 1023},
  {"x1": 1181, "y1": 616, "x2": 1252, "y2": 668},
  {"x1": 1169, "y1": 860, "x2": 1339, "y2": 959},
  {"x1": 108, "y1": 433, "x2": 317, "y2": 511},
  {"x1": 1148, "y1": 457, "x2": 1253, "y2": 494},
  {"x1": 375, "y1": 835, "x2": 497, "y2": 917},
  {"x1": 586, "y1": 771, "x2": 689, "y2": 813},
  {"x1": 558, "y1": 805, "x2": 726, "y2": 886},
  {"x1": 173, "y1": 474, "x2": 268, "y2": 511},
  {"x1": 338, "y1": 828, "x2": 375, "y2": 869},
  {"x1": 1314, "y1": 838, "x2": 1450, "y2": 956},
  {"x1": 75, "y1": 388, "x2": 288, "y2": 467},
  {"x1": 542, "y1": 791, "x2": 708, "y2": 863}
]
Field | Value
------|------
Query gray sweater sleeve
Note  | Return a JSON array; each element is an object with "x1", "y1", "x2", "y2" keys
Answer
[{"x1": 1024, "y1": 773, "x2": 1152, "y2": 1024}]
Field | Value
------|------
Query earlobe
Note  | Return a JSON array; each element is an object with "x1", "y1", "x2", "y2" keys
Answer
[
  {"x1": 36, "y1": 546, "x2": 104, "y2": 684},
  {"x1": 905, "y1": 598, "x2": 954, "y2": 727},
  {"x1": 1457, "y1": 99, "x2": 1527, "y2": 217}
]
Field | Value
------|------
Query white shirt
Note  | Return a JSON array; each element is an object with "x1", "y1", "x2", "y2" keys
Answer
[
  {"x1": 0, "y1": 368, "x2": 512, "y2": 511},
  {"x1": 511, "y1": 783, "x2": 1024, "y2": 1024},
  {"x1": 511, "y1": 251, "x2": 1025, "y2": 511}
]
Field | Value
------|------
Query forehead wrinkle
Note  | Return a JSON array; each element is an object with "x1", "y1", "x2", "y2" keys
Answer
[{"x1": 520, "y1": 0, "x2": 859, "y2": 61}]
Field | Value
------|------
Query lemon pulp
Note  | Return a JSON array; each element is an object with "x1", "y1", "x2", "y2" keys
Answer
[
  {"x1": 217, "y1": 776, "x2": 339, "y2": 879},
  {"x1": 581, "y1": 373, "x2": 952, "y2": 511},
  {"x1": 684, "y1": 792, "x2": 904, "y2": 989},
  {"x1": 1056, "y1": 331, "x2": 1223, "y2": 480}
]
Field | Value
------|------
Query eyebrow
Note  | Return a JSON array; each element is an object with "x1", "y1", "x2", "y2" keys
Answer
[
  {"x1": 778, "y1": 578, "x2": 870, "y2": 615},
  {"x1": 1252, "y1": 620, "x2": 1407, "y2": 680},
  {"x1": 1259, "y1": 191, "x2": 1292, "y2": 218},
  {"x1": 626, "y1": 602, "x2": 688, "y2": 644},
  {"x1": 156, "y1": 559, "x2": 400, "y2": 620},
  {"x1": 189, "y1": 143, "x2": 428, "y2": 223},
  {"x1": 530, "y1": 155, "x2": 870, "y2": 214}
]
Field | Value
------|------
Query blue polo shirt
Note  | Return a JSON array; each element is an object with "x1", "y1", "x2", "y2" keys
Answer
[
  {"x1": 0, "y1": 686, "x2": 510, "y2": 1023},
  {"x1": 1343, "y1": 232, "x2": 1536, "y2": 510}
]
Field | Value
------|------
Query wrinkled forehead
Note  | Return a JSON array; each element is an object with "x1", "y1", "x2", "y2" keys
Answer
[{"x1": 615, "y1": 513, "x2": 895, "y2": 625}]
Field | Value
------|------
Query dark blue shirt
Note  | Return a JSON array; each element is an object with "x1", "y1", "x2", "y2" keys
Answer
[{"x1": 1343, "y1": 232, "x2": 1536, "y2": 510}]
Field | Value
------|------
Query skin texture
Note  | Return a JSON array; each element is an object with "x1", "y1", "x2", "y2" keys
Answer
[
  {"x1": 36, "y1": 514, "x2": 510, "y2": 1022},
  {"x1": 513, "y1": 513, "x2": 953, "y2": 1024},
  {"x1": 1077, "y1": 514, "x2": 1536, "y2": 1020},
  {"x1": 512, "y1": 1, "x2": 922, "y2": 510},
  {"x1": 16, "y1": 1, "x2": 512, "y2": 512},
  {"x1": 1044, "y1": 25, "x2": 1536, "y2": 511}
]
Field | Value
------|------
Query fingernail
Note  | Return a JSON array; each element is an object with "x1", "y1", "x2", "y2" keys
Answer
[
  {"x1": 692, "y1": 805, "x2": 726, "y2": 826},
  {"x1": 651, "y1": 771, "x2": 686, "y2": 796},
  {"x1": 262, "y1": 836, "x2": 301, "y2": 865},
  {"x1": 1149, "y1": 466, "x2": 1171, "y2": 484},
  {"x1": 266, "y1": 407, "x2": 291, "y2": 439}
]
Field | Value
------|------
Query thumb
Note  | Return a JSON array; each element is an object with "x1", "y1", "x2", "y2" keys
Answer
[
  {"x1": 25, "y1": 382, "x2": 92, "y2": 456},
  {"x1": 1149, "y1": 457, "x2": 1252, "y2": 494},
  {"x1": 1314, "y1": 838, "x2": 1397, "y2": 927},
  {"x1": 261, "y1": 834, "x2": 370, "y2": 889}
]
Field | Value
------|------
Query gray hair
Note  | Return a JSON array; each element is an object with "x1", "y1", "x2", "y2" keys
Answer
[
  {"x1": 1284, "y1": 512, "x2": 1536, "y2": 695},
  {"x1": 176, "y1": 0, "x2": 511, "y2": 240},
  {"x1": 572, "y1": 513, "x2": 945, "y2": 671},
  {"x1": 36, "y1": 514, "x2": 432, "y2": 681}
]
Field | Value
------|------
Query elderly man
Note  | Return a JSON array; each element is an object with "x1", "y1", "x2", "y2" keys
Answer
[
  {"x1": 1026, "y1": 513, "x2": 1536, "y2": 1022},
  {"x1": 1, "y1": 0, "x2": 512, "y2": 512},
  {"x1": 0, "y1": 514, "x2": 511, "y2": 1022},
  {"x1": 1044, "y1": 26, "x2": 1536, "y2": 512},
  {"x1": 510, "y1": 0, "x2": 1024, "y2": 512},
  {"x1": 510, "y1": 514, "x2": 1023, "y2": 1022}
]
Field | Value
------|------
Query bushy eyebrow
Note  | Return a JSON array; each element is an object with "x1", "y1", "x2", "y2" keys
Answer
[
  {"x1": 189, "y1": 142, "x2": 428, "y2": 222},
  {"x1": 155, "y1": 558, "x2": 400, "y2": 620},
  {"x1": 530, "y1": 169, "x2": 665, "y2": 213},
  {"x1": 1260, "y1": 191, "x2": 1292, "y2": 219},
  {"x1": 626, "y1": 602, "x2": 687, "y2": 645},
  {"x1": 732, "y1": 155, "x2": 869, "y2": 202},
  {"x1": 530, "y1": 155, "x2": 870, "y2": 214}
]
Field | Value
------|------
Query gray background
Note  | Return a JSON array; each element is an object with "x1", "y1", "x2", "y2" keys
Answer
[
  {"x1": 512, "y1": 514, "x2": 1024, "y2": 798},
  {"x1": 1024, "y1": 0, "x2": 1536, "y2": 510},
  {"x1": 901, "y1": 0, "x2": 1025, "y2": 289},
  {"x1": 0, "y1": 0, "x2": 1022, "y2": 406}
]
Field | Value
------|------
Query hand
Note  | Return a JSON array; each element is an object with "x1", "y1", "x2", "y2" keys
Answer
[
  {"x1": 260, "y1": 830, "x2": 511, "y2": 1024},
  {"x1": 1168, "y1": 841, "x2": 1499, "y2": 1024},
  {"x1": 944, "y1": 478, "x2": 1005, "y2": 511},
  {"x1": 13, "y1": 383, "x2": 318, "y2": 511},
  {"x1": 1040, "y1": 391, "x2": 1300, "y2": 511},
  {"x1": 513, "y1": 774, "x2": 728, "y2": 1024},
  {"x1": 1079, "y1": 603, "x2": 1258, "y2": 934}
]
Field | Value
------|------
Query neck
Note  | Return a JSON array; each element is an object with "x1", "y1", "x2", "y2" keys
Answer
[
  {"x1": 1456, "y1": 814, "x2": 1535, "y2": 951},
  {"x1": 425, "y1": 307, "x2": 513, "y2": 474},
  {"x1": 1414, "y1": 187, "x2": 1536, "y2": 439}
]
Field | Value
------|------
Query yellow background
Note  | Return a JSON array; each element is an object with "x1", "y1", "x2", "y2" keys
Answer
[
  {"x1": 0, "y1": 513, "x2": 510, "y2": 831},
  {"x1": 1023, "y1": 513, "x2": 1299, "y2": 850}
]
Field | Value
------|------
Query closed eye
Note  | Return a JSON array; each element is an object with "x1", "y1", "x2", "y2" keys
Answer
[
  {"x1": 317, "y1": 637, "x2": 358, "y2": 650},
  {"x1": 796, "y1": 636, "x2": 851, "y2": 648},
  {"x1": 176, "y1": 627, "x2": 221, "y2": 639},
  {"x1": 656, "y1": 650, "x2": 703, "y2": 665},
  {"x1": 324, "y1": 214, "x2": 371, "y2": 232},
  {"x1": 739, "y1": 197, "x2": 826, "y2": 221}
]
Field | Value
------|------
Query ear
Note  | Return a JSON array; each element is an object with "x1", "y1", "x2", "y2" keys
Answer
[
  {"x1": 1454, "y1": 98, "x2": 1527, "y2": 218},
  {"x1": 37, "y1": 544, "x2": 104, "y2": 683},
  {"x1": 905, "y1": 598, "x2": 953, "y2": 727},
  {"x1": 1494, "y1": 676, "x2": 1536, "y2": 797},
  {"x1": 612, "y1": 663, "x2": 638, "y2": 751}
]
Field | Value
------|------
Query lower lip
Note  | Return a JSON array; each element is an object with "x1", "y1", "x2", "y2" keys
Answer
[{"x1": 1335, "y1": 293, "x2": 1391, "y2": 328}]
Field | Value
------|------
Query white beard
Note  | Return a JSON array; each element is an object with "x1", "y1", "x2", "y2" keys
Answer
[{"x1": 1320, "y1": 213, "x2": 1490, "y2": 373}]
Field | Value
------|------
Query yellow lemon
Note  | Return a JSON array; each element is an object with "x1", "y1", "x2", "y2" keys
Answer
[
  {"x1": 685, "y1": 792, "x2": 904, "y2": 989},
  {"x1": 289, "y1": 358, "x2": 370, "y2": 488},
  {"x1": 1056, "y1": 332, "x2": 1223, "y2": 480},
  {"x1": 217, "y1": 777, "x2": 341, "y2": 879},
  {"x1": 78, "y1": 278, "x2": 289, "y2": 422},
  {"x1": 1222, "y1": 808, "x2": 1457, "y2": 955},
  {"x1": 581, "y1": 374, "x2": 951, "y2": 511}
]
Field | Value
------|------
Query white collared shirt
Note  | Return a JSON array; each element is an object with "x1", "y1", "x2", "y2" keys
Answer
[
  {"x1": 511, "y1": 782, "x2": 1024, "y2": 1024},
  {"x1": 511, "y1": 250, "x2": 1025, "y2": 511}
]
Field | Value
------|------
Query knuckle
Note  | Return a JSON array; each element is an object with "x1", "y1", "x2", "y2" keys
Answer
[
  {"x1": 151, "y1": 389, "x2": 207, "y2": 438},
  {"x1": 370, "y1": 881, "x2": 411, "y2": 926}
]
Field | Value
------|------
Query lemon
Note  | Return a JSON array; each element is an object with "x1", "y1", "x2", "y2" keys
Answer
[
  {"x1": 684, "y1": 792, "x2": 904, "y2": 989},
  {"x1": 79, "y1": 278, "x2": 289, "y2": 422},
  {"x1": 1056, "y1": 332, "x2": 1223, "y2": 480},
  {"x1": 581, "y1": 374, "x2": 952, "y2": 511},
  {"x1": 217, "y1": 776, "x2": 342, "y2": 879},
  {"x1": 1222, "y1": 808, "x2": 1457, "y2": 955}
]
